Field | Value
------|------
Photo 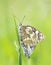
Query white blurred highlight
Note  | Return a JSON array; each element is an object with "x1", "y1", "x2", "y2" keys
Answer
[{"x1": 14, "y1": 41, "x2": 18, "y2": 52}]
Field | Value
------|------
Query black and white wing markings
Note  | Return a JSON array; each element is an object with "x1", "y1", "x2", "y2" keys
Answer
[{"x1": 19, "y1": 24, "x2": 44, "y2": 58}]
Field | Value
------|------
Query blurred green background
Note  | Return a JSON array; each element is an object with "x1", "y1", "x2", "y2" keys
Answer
[{"x1": 0, "y1": 0, "x2": 51, "y2": 65}]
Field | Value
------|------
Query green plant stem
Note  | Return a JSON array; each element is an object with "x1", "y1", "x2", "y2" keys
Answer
[{"x1": 13, "y1": 15, "x2": 22, "y2": 65}]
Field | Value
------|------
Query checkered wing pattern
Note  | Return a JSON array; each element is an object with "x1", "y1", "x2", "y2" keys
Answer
[{"x1": 19, "y1": 24, "x2": 44, "y2": 58}]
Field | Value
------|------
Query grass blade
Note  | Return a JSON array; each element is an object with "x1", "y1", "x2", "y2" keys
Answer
[{"x1": 13, "y1": 15, "x2": 22, "y2": 65}]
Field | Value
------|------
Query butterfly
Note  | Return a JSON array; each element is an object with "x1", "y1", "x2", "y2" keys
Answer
[{"x1": 19, "y1": 23, "x2": 44, "y2": 58}]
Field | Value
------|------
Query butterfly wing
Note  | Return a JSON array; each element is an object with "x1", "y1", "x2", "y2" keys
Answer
[{"x1": 19, "y1": 24, "x2": 44, "y2": 58}]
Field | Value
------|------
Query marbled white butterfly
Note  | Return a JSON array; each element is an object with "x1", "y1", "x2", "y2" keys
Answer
[{"x1": 19, "y1": 23, "x2": 44, "y2": 58}]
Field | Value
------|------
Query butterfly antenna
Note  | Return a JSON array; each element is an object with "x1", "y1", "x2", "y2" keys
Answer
[
  {"x1": 12, "y1": 13, "x2": 20, "y2": 26},
  {"x1": 13, "y1": 13, "x2": 25, "y2": 26},
  {"x1": 20, "y1": 16, "x2": 25, "y2": 25}
]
